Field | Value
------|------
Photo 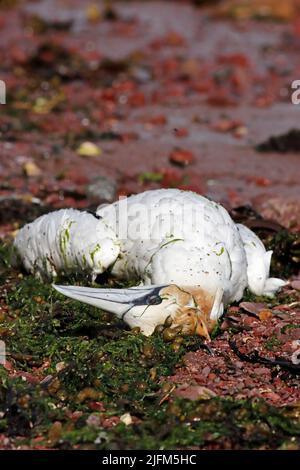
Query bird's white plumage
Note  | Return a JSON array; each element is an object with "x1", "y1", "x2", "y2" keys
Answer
[
  {"x1": 13, "y1": 209, "x2": 120, "y2": 280},
  {"x1": 236, "y1": 223, "x2": 285, "y2": 296},
  {"x1": 96, "y1": 189, "x2": 285, "y2": 300},
  {"x1": 14, "y1": 189, "x2": 286, "y2": 334},
  {"x1": 97, "y1": 189, "x2": 247, "y2": 303}
]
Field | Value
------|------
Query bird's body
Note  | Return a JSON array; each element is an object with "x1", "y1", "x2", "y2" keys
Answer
[
  {"x1": 14, "y1": 189, "x2": 286, "y2": 337},
  {"x1": 97, "y1": 189, "x2": 248, "y2": 304}
]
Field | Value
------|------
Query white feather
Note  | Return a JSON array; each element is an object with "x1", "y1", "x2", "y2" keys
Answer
[
  {"x1": 236, "y1": 223, "x2": 286, "y2": 296},
  {"x1": 97, "y1": 189, "x2": 249, "y2": 306},
  {"x1": 14, "y1": 209, "x2": 120, "y2": 280}
]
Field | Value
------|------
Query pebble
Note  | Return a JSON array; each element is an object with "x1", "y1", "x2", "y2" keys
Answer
[{"x1": 87, "y1": 175, "x2": 117, "y2": 202}]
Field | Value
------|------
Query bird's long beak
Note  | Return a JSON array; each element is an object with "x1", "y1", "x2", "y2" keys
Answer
[{"x1": 53, "y1": 284, "x2": 166, "y2": 319}]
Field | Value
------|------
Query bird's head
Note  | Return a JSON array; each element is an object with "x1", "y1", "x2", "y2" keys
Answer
[{"x1": 53, "y1": 284, "x2": 222, "y2": 339}]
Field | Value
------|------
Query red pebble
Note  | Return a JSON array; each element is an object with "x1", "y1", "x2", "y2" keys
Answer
[{"x1": 169, "y1": 149, "x2": 195, "y2": 167}]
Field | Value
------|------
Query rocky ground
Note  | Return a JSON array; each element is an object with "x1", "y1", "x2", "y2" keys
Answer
[{"x1": 0, "y1": 0, "x2": 299, "y2": 450}]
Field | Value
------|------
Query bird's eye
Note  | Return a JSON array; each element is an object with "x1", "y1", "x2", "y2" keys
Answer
[{"x1": 147, "y1": 295, "x2": 162, "y2": 305}]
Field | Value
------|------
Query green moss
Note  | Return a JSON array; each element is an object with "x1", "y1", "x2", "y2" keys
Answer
[
  {"x1": 10, "y1": 394, "x2": 299, "y2": 450},
  {"x1": 242, "y1": 288, "x2": 298, "y2": 307},
  {"x1": 265, "y1": 335, "x2": 282, "y2": 351},
  {"x1": 0, "y1": 241, "x2": 299, "y2": 450},
  {"x1": 138, "y1": 172, "x2": 163, "y2": 184},
  {"x1": 281, "y1": 324, "x2": 300, "y2": 334}
]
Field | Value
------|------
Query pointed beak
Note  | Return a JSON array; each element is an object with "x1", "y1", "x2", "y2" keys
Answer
[{"x1": 53, "y1": 284, "x2": 166, "y2": 318}]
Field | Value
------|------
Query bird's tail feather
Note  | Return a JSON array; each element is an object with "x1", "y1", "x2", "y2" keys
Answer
[{"x1": 262, "y1": 278, "x2": 287, "y2": 297}]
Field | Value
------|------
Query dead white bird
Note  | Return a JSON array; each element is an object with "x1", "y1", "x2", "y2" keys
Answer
[{"x1": 14, "y1": 189, "x2": 286, "y2": 337}]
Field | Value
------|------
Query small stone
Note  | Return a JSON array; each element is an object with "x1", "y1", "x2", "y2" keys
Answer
[
  {"x1": 258, "y1": 309, "x2": 273, "y2": 321},
  {"x1": 169, "y1": 149, "x2": 195, "y2": 167},
  {"x1": 77, "y1": 142, "x2": 102, "y2": 157},
  {"x1": 86, "y1": 414, "x2": 101, "y2": 428},
  {"x1": 239, "y1": 302, "x2": 267, "y2": 315},
  {"x1": 234, "y1": 126, "x2": 248, "y2": 138},
  {"x1": 88, "y1": 401, "x2": 105, "y2": 412},
  {"x1": 175, "y1": 384, "x2": 217, "y2": 401},
  {"x1": 87, "y1": 175, "x2": 117, "y2": 202},
  {"x1": 291, "y1": 280, "x2": 300, "y2": 291},
  {"x1": 120, "y1": 412, "x2": 133, "y2": 426},
  {"x1": 23, "y1": 161, "x2": 42, "y2": 177},
  {"x1": 174, "y1": 128, "x2": 189, "y2": 138},
  {"x1": 86, "y1": 4, "x2": 101, "y2": 23},
  {"x1": 55, "y1": 362, "x2": 66, "y2": 373},
  {"x1": 131, "y1": 66, "x2": 152, "y2": 83}
]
